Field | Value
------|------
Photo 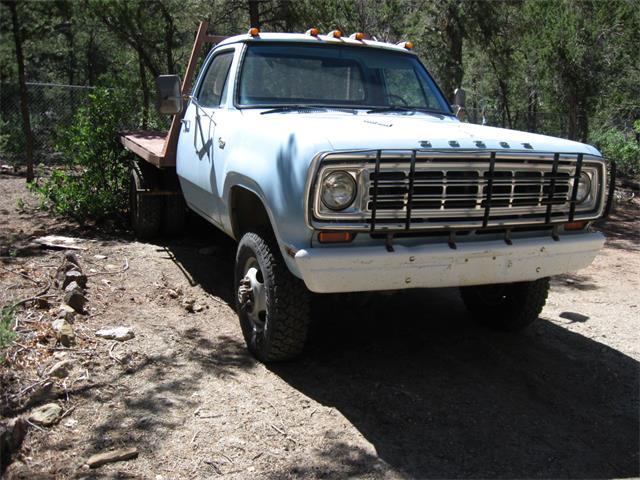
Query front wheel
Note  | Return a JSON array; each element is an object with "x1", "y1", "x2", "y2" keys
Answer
[
  {"x1": 235, "y1": 231, "x2": 311, "y2": 362},
  {"x1": 459, "y1": 278, "x2": 550, "y2": 331}
]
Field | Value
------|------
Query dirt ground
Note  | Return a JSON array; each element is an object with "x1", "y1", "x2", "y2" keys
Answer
[{"x1": 1, "y1": 173, "x2": 638, "y2": 479}]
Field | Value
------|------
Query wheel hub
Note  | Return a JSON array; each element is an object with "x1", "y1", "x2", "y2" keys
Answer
[{"x1": 238, "y1": 264, "x2": 266, "y2": 328}]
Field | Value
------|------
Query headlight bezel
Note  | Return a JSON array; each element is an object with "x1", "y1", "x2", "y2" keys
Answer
[
  {"x1": 319, "y1": 169, "x2": 359, "y2": 212},
  {"x1": 575, "y1": 171, "x2": 592, "y2": 204}
]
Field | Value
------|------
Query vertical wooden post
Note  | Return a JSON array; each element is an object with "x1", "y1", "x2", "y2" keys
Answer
[
  {"x1": 4, "y1": 0, "x2": 34, "y2": 182},
  {"x1": 161, "y1": 21, "x2": 210, "y2": 163}
]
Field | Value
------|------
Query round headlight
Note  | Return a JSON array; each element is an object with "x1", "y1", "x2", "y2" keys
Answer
[
  {"x1": 576, "y1": 172, "x2": 591, "y2": 203},
  {"x1": 321, "y1": 171, "x2": 357, "y2": 210}
]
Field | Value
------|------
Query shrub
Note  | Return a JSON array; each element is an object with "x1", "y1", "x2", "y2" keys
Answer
[
  {"x1": 33, "y1": 88, "x2": 136, "y2": 219},
  {"x1": 591, "y1": 121, "x2": 640, "y2": 178},
  {"x1": 0, "y1": 305, "x2": 17, "y2": 350}
]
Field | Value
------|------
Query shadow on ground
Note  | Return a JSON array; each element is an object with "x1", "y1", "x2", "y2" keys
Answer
[
  {"x1": 158, "y1": 212, "x2": 639, "y2": 479},
  {"x1": 268, "y1": 289, "x2": 640, "y2": 479}
]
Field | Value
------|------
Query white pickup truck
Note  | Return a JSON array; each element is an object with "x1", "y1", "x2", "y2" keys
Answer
[{"x1": 120, "y1": 25, "x2": 613, "y2": 362}]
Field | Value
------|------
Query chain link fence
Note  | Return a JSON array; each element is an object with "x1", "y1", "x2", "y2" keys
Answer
[{"x1": 0, "y1": 82, "x2": 94, "y2": 166}]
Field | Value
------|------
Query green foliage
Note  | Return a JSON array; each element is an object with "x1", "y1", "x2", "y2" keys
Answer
[
  {"x1": 33, "y1": 88, "x2": 134, "y2": 219},
  {"x1": 0, "y1": 304, "x2": 17, "y2": 350},
  {"x1": 592, "y1": 122, "x2": 640, "y2": 178}
]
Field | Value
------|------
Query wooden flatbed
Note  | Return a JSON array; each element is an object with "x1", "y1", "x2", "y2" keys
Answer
[{"x1": 119, "y1": 131, "x2": 171, "y2": 167}]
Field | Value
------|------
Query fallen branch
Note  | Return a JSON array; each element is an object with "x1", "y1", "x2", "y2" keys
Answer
[
  {"x1": 12, "y1": 281, "x2": 53, "y2": 308},
  {"x1": 60, "y1": 405, "x2": 76, "y2": 419},
  {"x1": 0, "y1": 265, "x2": 40, "y2": 285},
  {"x1": 25, "y1": 418, "x2": 46, "y2": 432},
  {"x1": 13, "y1": 379, "x2": 50, "y2": 399},
  {"x1": 108, "y1": 342, "x2": 123, "y2": 364}
]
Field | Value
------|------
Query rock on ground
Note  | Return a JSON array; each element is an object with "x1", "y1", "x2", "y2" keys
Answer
[
  {"x1": 0, "y1": 417, "x2": 26, "y2": 473},
  {"x1": 63, "y1": 289, "x2": 86, "y2": 313},
  {"x1": 62, "y1": 270, "x2": 87, "y2": 289},
  {"x1": 51, "y1": 319, "x2": 75, "y2": 346},
  {"x1": 28, "y1": 403, "x2": 62, "y2": 427},
  {"x1": 95, "y1": 326, "x2": 135, "y2": 341}
]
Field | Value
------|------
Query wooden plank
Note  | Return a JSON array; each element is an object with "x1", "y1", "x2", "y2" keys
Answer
[{"x1": 161, "y1": 21, "x2": 211, "y2": 164}]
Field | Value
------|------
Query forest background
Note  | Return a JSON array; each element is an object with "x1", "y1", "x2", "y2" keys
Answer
[{"x1": 1, "y1": 0, "x2": 638, "y2": 217}]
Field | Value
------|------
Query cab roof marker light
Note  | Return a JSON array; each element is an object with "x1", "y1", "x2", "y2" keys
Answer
[
  {"x1": 248, "y1": 27, "x2": 260, "y2": 37},
  {"x1": 328, "y1": 30, "x2": 343, "y2": 38},
  {"x1": 349, "y1": 32, "x2": 365, "y2": 41},
  {"x1": 305, "y1": 27, "x2": 319, "y2": 37},
  {"x1": 397, "y1": 41, "x2": 414, "y2": 50}
]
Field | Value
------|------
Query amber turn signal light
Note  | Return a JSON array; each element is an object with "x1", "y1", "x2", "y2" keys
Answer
[
  {"x1": 397, "y1": 41, "x2": 414, "y2": 49},
  {"x1": 564, "y1": 221, "x2": 587, "y2": 231},
  {"x1": 328, "y1": 30, "x2": 342, "y2": 38},
  {"x1": 248, "y1": 27, "x2": 260, "y2": 37},
  {"x1": 306, "y1": 27, "x2": 319, "y2": 37},
  {"x1": 350, "y1": 32, "x2": 365, "y2": 41},
  {"x1": 318, "y1": 232, "x2": 354, "y2": 244}
]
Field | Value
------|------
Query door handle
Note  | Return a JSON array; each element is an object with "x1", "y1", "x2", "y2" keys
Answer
[{"x1": 181, "y1": 119, "x2": 190, "y2": 132}]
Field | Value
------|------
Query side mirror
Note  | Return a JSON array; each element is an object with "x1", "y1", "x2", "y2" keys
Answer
[
  {"x1": 155, "y1": 75, "x2": 183, "y2": 115},
  {"x1": 453, "y1": 87, "x2": 466, "y2": 120}
]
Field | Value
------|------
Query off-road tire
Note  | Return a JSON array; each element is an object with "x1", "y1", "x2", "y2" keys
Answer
[
  {"x1": 129, "y1": 160, "x2": 163, "y2": 240},
  {"x1": 459, "y1": 278, "x2": 550, "y2": 331},
  {"x1": 235, "y1": 231, "x2": 311, "y2": 362},
  {"x1": 161, "y1": 169, "x2": 186, "y2": 236}
]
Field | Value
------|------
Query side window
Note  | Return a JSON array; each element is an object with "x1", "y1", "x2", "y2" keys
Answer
[{"x1": 197, "y1": 51, "x2": 234, "y2": 108}]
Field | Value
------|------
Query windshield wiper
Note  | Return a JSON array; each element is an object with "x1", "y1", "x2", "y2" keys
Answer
[
  {"x1": 260, "y1": 105, "x2": 359, "y2": 115},
  {"x1": 366, "y1": 105, "x2": 447, "y2": 119},
  {"x1": 260, "y1": 105, "x2": 328, "y2": 115}
]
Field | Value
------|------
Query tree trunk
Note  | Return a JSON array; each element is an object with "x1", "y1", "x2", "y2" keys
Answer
[
  {"x1": 567, "y1": 92, "x2": 578, "y2": 140},
  {"x1": 5, "y1": 0, "x2": 34, "y2": 182},
  {"x1": 248, "y1": 0, "x2": 260, "y2": 28},
  {"x1": 441, "y1": 4, "x2": 464, "y2": 103},
  {"x1": 157, "y1": 1, "x2": 175, "y2": 73},
  {"x1": 138, "y1": 51, "x2": 149, "y2": 129}
]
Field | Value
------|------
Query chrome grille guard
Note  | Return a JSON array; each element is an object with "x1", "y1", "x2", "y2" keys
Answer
[{"x1": 307, "y1": 149, "x2": 612, "y2": 235}]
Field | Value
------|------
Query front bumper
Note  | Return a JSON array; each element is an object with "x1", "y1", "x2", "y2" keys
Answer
[{"x1": 294, "y1": 232, "x2": 605, "y2": 293}]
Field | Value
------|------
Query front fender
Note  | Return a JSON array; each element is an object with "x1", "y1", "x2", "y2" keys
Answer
[{"x1": 220, "y1": 124, "x2": 332, "y2": 278}]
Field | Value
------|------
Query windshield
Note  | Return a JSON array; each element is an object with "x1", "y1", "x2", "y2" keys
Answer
[{"x1": 237, "y1": 43, "x2": 451, "y2": 113}]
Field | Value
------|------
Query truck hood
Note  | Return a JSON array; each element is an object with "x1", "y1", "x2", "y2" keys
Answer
[{"x1": 246, "y1": 110, "x2": 601, "y2": 156}]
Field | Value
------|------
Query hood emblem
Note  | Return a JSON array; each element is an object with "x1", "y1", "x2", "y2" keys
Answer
[{"x1": 364, "y1": 119, "x2": 393, "y2": 127}]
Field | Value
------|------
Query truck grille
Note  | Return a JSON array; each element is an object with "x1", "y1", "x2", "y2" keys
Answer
[
  {"x1": 369, "y1": 169, "x2": 571, "y2": 212},
  {"x1": 310, "y1": 150, "x2": 605, "y2": 233}
]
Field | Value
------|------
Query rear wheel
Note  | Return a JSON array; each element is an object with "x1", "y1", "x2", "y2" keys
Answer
[
  {"x1": 235, "y1": 231, "x2": 310, "y2": 362},
  {"x1": 459, "y1": 278, "x2": 550, "y2": 331},
  {"x1": 129, "y1": 160, "x2": 163, "y2": 240}
]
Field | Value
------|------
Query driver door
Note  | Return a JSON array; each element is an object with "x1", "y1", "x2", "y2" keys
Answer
[{"x1": 177, "y1": 49, "x2": 235, "y2": 225}]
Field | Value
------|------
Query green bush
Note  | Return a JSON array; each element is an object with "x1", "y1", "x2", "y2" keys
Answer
[
  {"x1": 33, "y1": 88, "x2": 136, "y2": 219},
  {"x1": 0, "y1": 305, "x2": 17, "y2": 350},
  {"x1": 591, "y1": 121, "x2": 640, "y2": 178}
]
